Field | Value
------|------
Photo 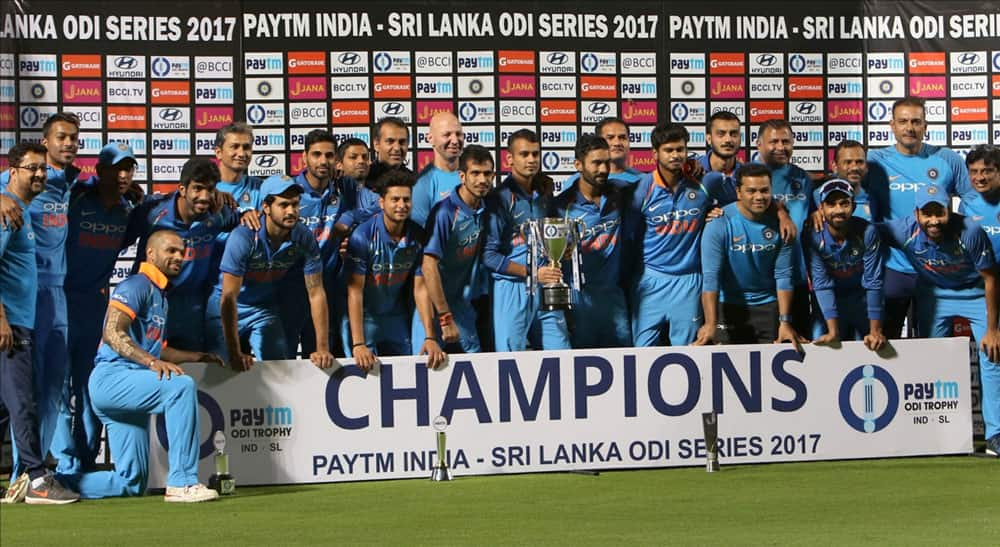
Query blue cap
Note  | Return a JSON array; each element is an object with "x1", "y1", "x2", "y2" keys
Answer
[
  {"x1": 914, "y1": 184, "x2": 948, "y2": 210},
  {"x1": 98, "y1": 142, "x2": 136, "y2": 167},
  {"x1": 261, "y1": 174, "x2": 302, "y2": 200},
  {"x1": 818, "y1": 178, "x2": 854, "y2": 203}
]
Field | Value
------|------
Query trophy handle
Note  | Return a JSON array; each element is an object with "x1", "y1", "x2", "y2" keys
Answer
[{"x1": 522, "y1": 222, "x2": 536, "y2": 299}]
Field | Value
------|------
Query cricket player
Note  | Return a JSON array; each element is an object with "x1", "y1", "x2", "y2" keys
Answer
[
  {"x1": 482, "y1": 129, "x2": 570, "y2": 351},
  {"x1": 412, "y1": 112, "x2": 464, "y2": 227},
  {"x1": 412, "y1": 145, "x2": 491, "y2": 353},
  {"x1": 880, "y1": 184, "x2": 1000, "y2": 456},
  {"x1": 1, "y1": 142, "x2": 80, "y2": 505},
  {"x1": 56, "y1": 230, "x2": 223, "y2": 501},
  {"x1": 696, "y1": 164, "x2": 806, "y2": 348},
  {"x1": 631, "y1": 123, "x2": 713, "y2": 346},
  {"x1": 345, "y1": 169, "x2": 445, "y2": 370},
  {"x1": 552, "y1": 134, "x2": 634, "y2": 348},
  {"x1": 208, "y1": 175, "x2": 335, "y2": 370},
  {"x1": 804, "y1": 179, "x2": 887, "y2": 349},
  {"x1": 959, "y1": 145, "x2": 1000, "y2": 253},
  {"x1": 829, "y1": 140, "x2": 881, "y2": 222},
  {"x1": 699, "y1": 110, "x2": 744, "y2": 206},
  {"x1": 597, "y1": 117, "x2": 644, "y2": 187},
  {"x1": 214, "y1": 122, "x2": 263, "y2": 212}
]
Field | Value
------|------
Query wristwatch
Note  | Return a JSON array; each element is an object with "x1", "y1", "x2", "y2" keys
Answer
[{"x1": 778, "y1": 314, "x2": 793, "y2": 324}]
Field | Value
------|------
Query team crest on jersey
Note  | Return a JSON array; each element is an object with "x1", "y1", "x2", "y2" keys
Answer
[
  {"x1": 687, "y1": 191, "x2": 697, "y2": 200},
  {"x1": 851, "y1": 248, "x2": 859, "y2": 256},
  {"x1": 927, "y1": 168, "x2": 938, "y2": 180},
  {"x1": 926, "y1": 185, "x2": 939, "y2": 195},
  {"x1": 791, "y1": 181, "x2": 801, "y2": 192},
  {"x1": 242, "y1": 193, "x2": 250, "y2": 202},
  {"x1": 763, "y1": 229, "x2": 775, "y2": 240}
]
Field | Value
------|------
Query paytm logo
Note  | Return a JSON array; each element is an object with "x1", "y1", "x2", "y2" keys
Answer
[
  {"x1": 580, "y1": 52, "x2": 616, "y2": 74},
  {"x1": 866, "y1": 53, "x2": 905, "y2": 74},
  {"x1": 670, "y1": 102, "x2": 706, "y2": 124},
  {"x1": 245, "y1": 53, "x2": 283, "y2": 75},
  {"x1": 151, "y1": 56, "x2": 190, "y2": 79},
  {"x1": 18, "y1": 54, "x2": 57, "y2": 77},
  {"x1": 669, "y1": 53, "x2": 705, "y2": 74},
  {"x1": 151, "y1": 133, "x2": 191, "y2": 156},
  {"x1": 867, "y1": 100, "x2": 892, "y2": 122},
  {"x1": 373, "y1": 51, "x2": 411, "y2": 73},
  {"x1": 788, "y1": 53, "x2": 823, "y2": 74},
  {"x1": 456, "y1": 51, "x2": 494, "y2": 72}
]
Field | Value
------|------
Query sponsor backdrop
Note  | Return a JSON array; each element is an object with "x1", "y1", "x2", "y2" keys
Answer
[
  {"x1": 1, "y1": 1, "x2": 992, "y2": 436},
  {"x1": 146, "y1": 338, "x2": 971, "y2": 487}
]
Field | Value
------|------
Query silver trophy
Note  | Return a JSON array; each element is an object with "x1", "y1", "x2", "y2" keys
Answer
[
  {"x1": 208, "y1": 430, "x2": 236, "y2": 494},
  {"x1": 523, "y1": 217, "x2": 584, "y2": 310},
  {"x1": 702, "y1": 412, "x2": 720, "y2": 472},
  {"x1": 430, "y1": 415, "x2": 453, "y2": 481}
]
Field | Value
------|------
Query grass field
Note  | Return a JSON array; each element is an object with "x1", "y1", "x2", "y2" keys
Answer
[{"x1": 1, "y1": 456, "x2": 997, "y2": 546}]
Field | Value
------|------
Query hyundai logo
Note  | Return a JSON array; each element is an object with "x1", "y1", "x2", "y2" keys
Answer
[
  {"x1": 381, "y1": 102, "x2": 404, "y2": 115},
  {"x1": 458, "y1": 102, "x2": 476, "y2": 122},
  {"x1": 547, "y1": 52, "x2": 568, "y2": 65},
  {"x1": 588, "y1": 102, "x2": 610, "y2": 115},
  {"x1": 159, "y1": 108, "x2": 182, "y2": 121},
  {"x1": 247, "y1": 104, "x2": 265, "y2": 124},
  {"x1": 957, "y1": 52, "x2": 980, "y2": 66},
  {"x1": 115, "y1": 56, "x2": 138, "y2": 70},
  {"x1": 338, "y1": 52, "x2": 361, "y2": 65},
  {"x1": 20, "y1": 107, "x2": 39, "y2": 127},
  {"x1": 796, "y1": 102, "x2": 816, "y2": 115},
  {"x1": 151, "y1": 57, "x2": 170, "y2": 77},
  {"x1": 374, "y1": 52, "x2": 392, "y2": 72},
  {"x1": 756, "y1": 54, "x2": 777, "y2": 67},
  {"x1": 255, "y1": 155, "x2": 279, "y2": 168},
  {"x1": 789, "y1": 54, "x2": 806, "y2": 73},
  {"x1": 581, "y1": 53, "x2": 599, "y2": 72}
]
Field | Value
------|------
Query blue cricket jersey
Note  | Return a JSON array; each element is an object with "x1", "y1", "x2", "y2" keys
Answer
[
  {"x1": 95, "y1": 262, "x2": 170, "y2": 370},
  {"x1": 551, "y1": 181, "x2": 633, "y2": 288},
  {"x1": 767, "y1": 162, "x2": 813, "y2": 285},
  {"x1": 482, "y1": 176, "x2": 553, "y2": 282},
  {"x1": 632, "y1": 170, "x2": 712, "y2": 275},
  {"x1": 701, "y1": 203, "x2": 793, "y2": 305},
  {"x1": 812, "y1": 183, "x2": 880, "y2": 222},
  {"x1": 880, "y1": 214, "x2": 995, "y2": 297},
  {"x1": 216, "y1": 173, "x2": 263, "y2": 213},
  {"x1": 344, "y1": 214, "x2": 425, "y2": 316},
  {"x1": 124, "y1": 192, "x2": 241, "y2": 295},
  {"x1": 959, "y1": 193, "x2": 1000, "y2": 256},
  {"x1": 412, "y1": 165, "x2": 460, "y2": 228},
  {"x1": 423, "y1": 188, "x2": 485, "y2": 301},
  {"x1": 0, "y1": 192, "x2": 37, "y2": 329},
  {"x1": 215, "y1": 219, "x2": 322, "y2": 307},
  {"x1": 292, "y1": 171, "x2": 360, "y2": 276},
  {"x1": 867, "y1": 144, "x2": 975, "y2": 274},
  {"x1": 804, "y1": 217, "x2": 885, "y2": 321},
  {"x1": 64, "y1": 180, "x2": 132, "y2": 293},
  {"x1": 1, "y1": 164, "x2": 78, "y2": 287},
  {"x1": 698, "y1": 152, "x2": 742, "y2": 206}
]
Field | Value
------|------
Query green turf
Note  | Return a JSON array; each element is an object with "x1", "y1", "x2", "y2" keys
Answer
[{"x1": 2, "y1": 457, "x2": 997, "y2": 546}]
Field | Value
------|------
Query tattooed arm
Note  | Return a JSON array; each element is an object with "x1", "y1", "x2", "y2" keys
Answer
[{"x1": 102, "y1": 306, "x2": 157, "y2": 367}]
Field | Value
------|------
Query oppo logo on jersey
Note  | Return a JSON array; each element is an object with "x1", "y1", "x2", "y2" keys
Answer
[
  {"x1": 182, "y1": 234, "x2": 216, "y2": 247},
  {"x1": 772, "y1": 193, "x2": 807, "y2": 202},
  {"x1": 370, "y1": 260, "x2": 415, "y2": 273},
  {"x1": 299, "y1": 213, "x2": 339, "y2": 227},
  {"x1": 889, "y1": 182, "x2": 925, "y2": 192},
  {"x1": 649, "y1": 208, "x2": 701, "y2": 223},
  {"x1": 980, "y1": 225, "x2": 1000, "y2": 236},
  {"x1": 80, "y1": 221, "x2": 126, "y2": 234},
  {"x1": 731, "y1": 242, "x2": 777, "y2": 253},
  {"x1": 458, "y1": 230, "x2": 482, "y2": 249},
  {"x1": 580, "y1": 218, "x2": 621, "y2": 239}
]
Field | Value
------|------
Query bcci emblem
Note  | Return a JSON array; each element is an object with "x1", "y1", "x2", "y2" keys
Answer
[
  {"x1": 927, "y1": 168, "x2": 939, "y2": 180},
  {"x1": 763, "y1": 229, "x2": 774, "y2": 240},
  {"x1": 838, "y1": 364, "x2": 899, "y2": 433},
  {"x1": 926, "y1": 185, "x2": 939, "y2": 195},
  {"x1": 687, "y1": 191, "x2": 698, "y2": 200}
]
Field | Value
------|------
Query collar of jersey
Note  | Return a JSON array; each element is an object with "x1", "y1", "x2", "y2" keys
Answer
[
  {"x1": 139, "y1": 262, "x2": 170, "y2": 289},
  {"x1": 448, "y1": 185, "x2": 483, "y2": 215}
]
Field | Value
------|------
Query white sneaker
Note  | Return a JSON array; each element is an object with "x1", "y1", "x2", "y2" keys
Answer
[
  {"x1": 164, "y1": 483, "x2": 220, "y2": 503},
  {"x1": 1, "y1": 473, "x2": 30, "y2": 504}
]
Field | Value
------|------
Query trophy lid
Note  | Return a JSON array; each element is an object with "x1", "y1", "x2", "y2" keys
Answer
[
  {"x1": 213, "y1": 430, "x2": 226, "y2": 453},
  {"x1": 432, "y1": 415, "x2": 449, "y2": 432}
]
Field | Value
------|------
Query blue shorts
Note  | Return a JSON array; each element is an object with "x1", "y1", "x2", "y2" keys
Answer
[
  {"x1": 345, "y1": 310, "x2": 412, "y2": 358},
  {"x1": 572, "y1": 285, "x2": 631, "y2": 349},
  {"x1": 810, "y1": 290, "x2": 872, "y2": 341},
  {"x1": 631, "y1": 270, "x2": 702, "y2": 346},
  {"x1": 412, "y1": 298, "x2": 480, "y2": 354},
  {"x1": 166, "y1": 290, "x2": 209, "y2": 352},
  {"x1": 206, "y1": 293, "x2": 286, "y2": 362},
  {"x1": 492, "y1": 278, "x2": 570, "y2": 352}
]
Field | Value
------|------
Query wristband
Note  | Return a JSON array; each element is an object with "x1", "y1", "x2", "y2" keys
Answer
[
  {"x1": 148, "y1": 359, "x2": 157, "y2": 368},
  {"x1": 778, "y1": 314, "x2": 793, "y2": 324},
  {"x1": 424, "y1": 336, "x2": 437, "y2": 341},
  {"x1": 352, "y1": 342, "x2": 366, "y2": 348}
]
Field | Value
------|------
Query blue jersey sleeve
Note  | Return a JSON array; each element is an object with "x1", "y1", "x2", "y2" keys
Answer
[
  {"x1": 962, "y1": 222, "x2": 996, "y2": 272},
  {"x1": 423, "y1": 202, "x2": 452, "y2": 260},
  {"x1": 944, "y1": 148, "x2": 975, "y2": 203},
  {"x1": 862, "y1": 223, "x2": 886, "y2": 320},
  {"x1": 411, "y1": 178, "x2": 435, "y2": 228},
  {"x1": 805, "y1": 234, "x2": 838, "y2": 320},
  {"x1": 219, "y1": 226, "x2": 254, "y2": 278},
  {"x1": 298, "y1": 227, "x2": 323, "y2": 276},
  {"x1": 700, "y1": 217, "x2": 727, "y2": 293},
  {"x1": 482, "y1": 192, "x2": 513, "y2": 276},
  {"x1": 108, "y1": 276, "x2": 149, "y2": 318},
  {"x1": 344, "y1": 226, "x2": 372, "y2": 277},
  {"x1": 0, "y1": 224, "x2": 10, "y2": 256},
  {"x1": 775, "y1": 238, "x2": 794, "y2": 292},
  {"x1": 876, "y1": 218, "x2": 910, "y2": 250}
]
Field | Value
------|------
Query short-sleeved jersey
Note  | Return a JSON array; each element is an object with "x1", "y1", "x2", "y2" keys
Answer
[
  {"x1": 698, "y1": 152, "x2": 742, "y2": 206},
  {"x1": 94, "y1": 262, "x2": 170, "y2": 370},
  {"x1": 1, "y1": 164, "x2": 79, "y2": 287},
  {"x1": 959, "y1": 193, "x2": 1000, "y2": 255},
  {"x1": 0, "y1": 192, "x2": 38, "y2": 329},
  {"x1": 64, "y1": 180, "x2": 132, "y2": 293},
  {"x1": 482, "y1": 176, "x2": 554, "y2": 282},
  {"x1": 412, "y1": 165, "x2": 460, "y2": 227},
  {"x1": 423, "y1": 188, "x2": 486, "y2": 301},
  {"x1": 880, "y1": 214, "x2": 995, "y2": 297},
  {"x1": 215, "y1": 220, "x2": 322, "y2": 307},
  {"x1": 125, "y1": 192, "x2": 240, "y2": 295},
  {"x1": 551, "y1": 181, "x2": 633, "y2": 288},
  {"x1": 345, "y1": 214, "x2": 425, "y2": 316},
  {"x1": 292, "y1": 171, "x2": 360, "y2": 276},
  {"x1": 700, "y1": 202, "x2": 793, "y2": 305},
  {"x1": 804, "y1": 217, "x2": 885, "y2": 320},
  {"x1": 216, "y1": 173, "x2": 263, "y2": 213},
  {"x1": 631, "y1": 170, "x2": 712, "y2": 275},
  {"x1": 867, "y1": 144, "x2": 974, "y2": 273},
  {"x1": 767, "y1": 162, "x2": 813, "y2": 285}
]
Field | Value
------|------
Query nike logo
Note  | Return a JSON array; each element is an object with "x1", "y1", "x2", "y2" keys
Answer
[
  {"x1": 81, "y1": 210, "x2": 97, "y2": 216},
  {"x1": 732, "y1": 235, "x2": 745, "y2": 242},
  {"x1": 889, "y1": 175, "x2": 902, "y2": 181},
  {"x1": 973, "y1": 215, "x2": 984, "y2": 222},
  {"x1": 648, "y1": 202, "x2": 664, "y2": 212}
]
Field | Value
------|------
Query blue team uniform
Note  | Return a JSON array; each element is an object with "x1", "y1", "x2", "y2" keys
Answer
[
  {"x1": 344, "y1": 214, "x2": 425, "y2": 356},
  {"x1": 698, "y1": 152, "x2": 742, "y2": 206},
  {"x1": 701, "y1": 203, "x2": 794, "y2": 305},
  {"x1": 207, "y1": 219, "x2": 322, "y2": 361},
  {"x1": 766, "y1": 163, "x2": 813, "y2": 286},
  {"x1": 482, "y1": 177, "x2": 570, "y2": 351},
  {"x1": 412, "y1": 165, "x2": 459, "y2": 228},
  {"x1": 812, "y1": 182, "x2": 881, "y2": 222},
  {"x1": 412, "y1": 188, "x2": 485, "y2": 353},
  {"x1": 56, "y1": 263, "x2": 201, "y2": 498},
  {"x1": 551, "y1": 181, "x2": 634, "y2": 348},
  {"x1": 804, "y1": 217, "x2": 885, "y2": 339},
  {"x1": 216, "y1": 173, "x2": 263, "y2": 214},
  {"x1": 880, "y1": 214, "x2": 999, "y2": 440},
  {"x1": 1, "y1": 164, "x2": 77, "y2": 479},
  {"x1": 959, "y1": 194, "x2": 1000, "y2": 254},
  {"x1": 630, "y1": 171, "x2": 711, "y2": 346},
  {"x1": 51, "y1": 181, "x2": 132, "y2": 474},
  {"x1": 124, "y1": 192, "x2": 240, "y2": 351}
]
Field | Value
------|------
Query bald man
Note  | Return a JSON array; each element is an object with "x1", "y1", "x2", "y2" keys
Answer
[{"x1": 412, "y1": 112, "x2": 465, "y2": 227}]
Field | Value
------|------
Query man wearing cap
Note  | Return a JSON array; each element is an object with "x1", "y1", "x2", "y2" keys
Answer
[
  {"x1": 804, "y1": 179, "x2": 887, "y2": 350},
  {"x1": 882, "y1": 184, "x2": 1000, "y2": 457},
  {"x1": 50, "y1": 142, "x2": 137, "y2": 474},
  {"x1": 207, "y1": 175, "x2": 335, "y2": 370}
]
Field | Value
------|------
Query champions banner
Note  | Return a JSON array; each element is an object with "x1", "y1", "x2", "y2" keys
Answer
[{"x1": 148, "y1": 338, "x2": 971, "y2": 487}]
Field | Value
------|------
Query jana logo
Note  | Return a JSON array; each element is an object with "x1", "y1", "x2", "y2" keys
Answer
[
  {"x1": 838, "y1": 364, "x2": 899, "y2": 433},
  {"x1": 789, "y1": 54, "x2": 806, "y2": 73},
  {"x1": 581, "y1": 53, "x2": 599, "y2": 72},
  {"x1": 247, "y1": 104, "x2": 265, "y2": 124},
  {"x1": 542, "y1": 151, "x2": 560, "y2": 171},
  {"x1": 151, "y1": 57, "x2": 170, "y2": 77},
  {"x1": 671, "y1": 103, "x2": 689, "y2": 121},
  {"x1": 374, "y1": 52, "x2": 392, "y2": 71},
  {"x1": 156, "y1": 390, "x2": 224, "y2": 459},
  {"x1": 458, "y1": 101, "x2": 477, "y2": 122}
]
